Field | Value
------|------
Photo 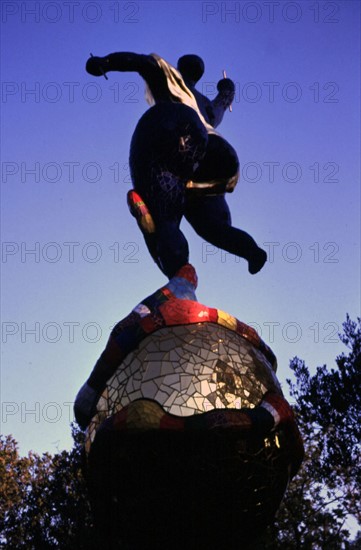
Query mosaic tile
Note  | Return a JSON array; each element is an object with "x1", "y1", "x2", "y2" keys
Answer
[
  {"x1": 177, "y1": 394, "x2": 188, "y2": 405},
  {"x1": 143, "y1": 362, "x2": 162, "y2": 381},
  {"x1": 164, "y1": 391, "x2": 179, "y2": 407},
  {"x1": 125, "y1": 379, "x2": 135, "y2": 393},
  {"x1": 185, "y1": 363, "x2": 196, "y2": 374},
  {"x1": 169, "y1": 404, "x2": 183, "y2": 416},
  {"x1": 180, "y1": 375, "x2": 193, "y2": 390},
  {"x1": 141, "y1": 380, "x2": 158, "y2": 399},
  {"x1": 162, "y1": 374, "x2": 180, "y2": 386},
  {"x1": 155, "y1": 389, "x2": 170, "y2": 403}
]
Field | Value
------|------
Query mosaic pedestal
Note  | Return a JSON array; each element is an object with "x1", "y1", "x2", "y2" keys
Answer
[{"x1": 84, "y1": 308, "x2": 303, "y2": 549}]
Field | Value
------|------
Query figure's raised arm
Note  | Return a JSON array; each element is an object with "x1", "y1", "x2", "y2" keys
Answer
[{"x1": 207, "y1": 77, "x2": 235, "y2": 128}]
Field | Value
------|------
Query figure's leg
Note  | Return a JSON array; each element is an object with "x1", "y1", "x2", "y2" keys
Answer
[
  {"x1": 147, "y1": 220, "x2": 189, "y2": 279},
  {"x1": 136, "y1": 168, "x2": 190, "y2": 279},
  {"x1": 127, "y1": 189, "x2": 165, "y2": 273},
  {"x1": 185, "y1": 194, "x2": 267, "y2": 274},
  {"x1": 187, "y1": 134, "x2": 266, "y2": 273},
  {"x1": 127, "y1": 166, "x2": 189, "y2": 279}
]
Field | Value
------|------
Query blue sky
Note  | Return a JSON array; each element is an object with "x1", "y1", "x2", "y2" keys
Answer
[{"x1": 1, "y1": 0, "x2": 360, "y2": 456}]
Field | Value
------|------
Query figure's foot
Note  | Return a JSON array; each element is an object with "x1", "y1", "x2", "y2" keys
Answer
[
  {"x1": 74, "y1": 382, "x2": 101, "y2": 430},
  {"x1": 165, "y1": 264, "x2": 198, "y2": 301},
  {"x1": 174, "y1": 263, "x2": 198, "y2": 289},
  {"x1": 248, "y1": 247, "x2": 267, "y2": 274}
]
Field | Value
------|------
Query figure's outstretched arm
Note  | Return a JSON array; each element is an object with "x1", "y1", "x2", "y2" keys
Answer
[
  {"x1": 207, "y1": 78, "x2": 235, "y2": 128},
  {"x1": 86, "y1": 52, "x2": 157, "y2": 78},
  {"x1": 86, "y1": 52, "x2": 169, "y2": 100}
]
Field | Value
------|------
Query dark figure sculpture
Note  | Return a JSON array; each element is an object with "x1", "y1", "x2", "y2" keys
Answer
[{"x1": 86, "y1": 52, "x2": 267, "y2": 278}]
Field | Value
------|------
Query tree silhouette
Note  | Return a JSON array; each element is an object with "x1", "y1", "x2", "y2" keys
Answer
[
  {"x1": 0, "y1": 426, "x2": 95, "y2": 549},
  {"x1": 266, "y1": 315, "x2": 361, "y2": 547}
]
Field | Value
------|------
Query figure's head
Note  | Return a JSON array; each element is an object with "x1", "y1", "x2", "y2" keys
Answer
[{"x1": 177, "y1": 54, "x2": 205, "y2": 85}]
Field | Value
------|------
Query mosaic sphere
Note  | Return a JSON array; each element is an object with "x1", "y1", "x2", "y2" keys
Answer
[{"x1": 86, "y1": 320, "x2": 280, "y2": 448}]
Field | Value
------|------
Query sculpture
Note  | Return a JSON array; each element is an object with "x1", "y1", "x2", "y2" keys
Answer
[
  {"x1": 86, "y1": 52, "x2": 267, "y2": 278},
  {"x1": 75, "y1": 52, "x2": 303, "y2": 549}
]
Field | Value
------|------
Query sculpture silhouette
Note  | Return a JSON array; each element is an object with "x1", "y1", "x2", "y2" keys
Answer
[
  {"x1": 75, "y1": 52, "x2": 302, "y2": 550},
  {"x1": 86, "y1": 52, "x2": 267, "y2": 278}
]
